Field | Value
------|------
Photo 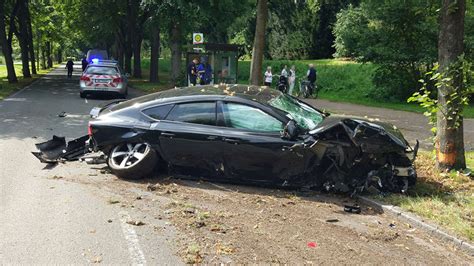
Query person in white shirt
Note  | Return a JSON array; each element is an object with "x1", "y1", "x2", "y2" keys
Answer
[
  {"x1": 281, "y1": 65, "x2": 288, "y2": 79},
  {"x1": 288, "y1": 65, "x2": 296, "y2": 95},
  {"x1": 264, "y1": 66, "x2": 273, "y2": 86}
]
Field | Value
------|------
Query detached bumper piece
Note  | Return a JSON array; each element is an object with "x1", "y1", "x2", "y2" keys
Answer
[{"x1": 32, "y1": 135, "x2": 90, "y2": 163}]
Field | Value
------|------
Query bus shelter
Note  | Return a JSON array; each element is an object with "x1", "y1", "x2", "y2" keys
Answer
[{"x1": 185, "y1": 43, "x2": 240, "y2": 86}]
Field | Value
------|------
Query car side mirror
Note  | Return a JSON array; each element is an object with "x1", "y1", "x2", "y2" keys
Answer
[{"x1": 282, "y1": 120, "x2": 299, "y2": 140}]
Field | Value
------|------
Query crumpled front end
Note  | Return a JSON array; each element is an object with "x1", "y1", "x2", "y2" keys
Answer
[{"x1": 305, "y1": 117, "x2": 418, "y2": 194}]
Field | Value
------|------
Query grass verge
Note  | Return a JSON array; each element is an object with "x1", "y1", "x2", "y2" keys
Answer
[
  {"x1": 0, "y1": 64, "x2": 56, "y2": 100},
  {"x1": 132, "y1": 58, "x2": 474, "y2": 118},
  {"x1": 374, "y1": 151, "x2": 474, "y2": 241}
]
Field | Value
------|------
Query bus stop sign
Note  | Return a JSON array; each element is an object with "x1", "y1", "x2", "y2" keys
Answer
[{"x1": 193, "y1": 33, "x2": 204, "y2": 44}]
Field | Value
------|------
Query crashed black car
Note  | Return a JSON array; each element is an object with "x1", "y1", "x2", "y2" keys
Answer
[{"x1": 34, "y1": 85, "x2": 418, "y2": 194}]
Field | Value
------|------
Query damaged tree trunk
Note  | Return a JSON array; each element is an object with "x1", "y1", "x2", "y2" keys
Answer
[{"x1": 436, "y1": 0, "x2": 466, "y2": 170}]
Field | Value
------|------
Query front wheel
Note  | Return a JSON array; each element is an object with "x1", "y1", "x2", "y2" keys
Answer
[{"x1": 107, "y1": 143, "x2": 157, "y2": 180}]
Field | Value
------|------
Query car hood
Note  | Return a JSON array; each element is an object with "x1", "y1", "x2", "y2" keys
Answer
[{"x1": 309, "y1": 115, "x2": 409, "y2": 150}]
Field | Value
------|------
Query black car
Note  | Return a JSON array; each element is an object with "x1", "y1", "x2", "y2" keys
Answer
[{"x1": 34, "y1": 84, "x2": 418, "y2": 194}]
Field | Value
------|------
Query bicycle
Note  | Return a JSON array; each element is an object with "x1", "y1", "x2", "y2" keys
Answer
[{"x1": 298, "y1": 79, "x2": 318, "y2": 99}]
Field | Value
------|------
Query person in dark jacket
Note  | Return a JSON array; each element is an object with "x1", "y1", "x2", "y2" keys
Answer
[
  {"x1": 65, "y1": 59, "x2": 74, "y2": 78},
  {"x1": 81, "y1": 57, "x2": 88, "y2": 72},
  {"x1": 306, "y1": 63, "x2": 317, "y2": 87},
  {"x1": 187, "y1": 58, "x2": 199, "y2": 86}
]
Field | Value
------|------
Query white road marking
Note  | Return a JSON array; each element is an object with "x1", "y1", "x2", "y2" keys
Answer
[
  {"x1": 118, "y1": 211, "x2": 147, "y2": 265},
  {"x1": 85, "y1": 98, "x2": 88, "y2": 104}
]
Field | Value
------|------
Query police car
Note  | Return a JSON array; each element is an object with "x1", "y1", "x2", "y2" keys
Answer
[{"x1": 79, "y1": 59, "x2": 129, "y2": 99}]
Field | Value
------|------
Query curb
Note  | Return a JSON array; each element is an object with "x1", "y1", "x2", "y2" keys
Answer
[{"x1": 357, "y1": 195, "x2": 474, "y2": 256}]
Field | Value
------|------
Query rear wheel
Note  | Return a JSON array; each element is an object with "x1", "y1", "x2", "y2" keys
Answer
[
  {"x1": 80, "y1": 92, "x2": 86, "y2": 98},
  {"x1": 107, "y1": 143, "x2": 157, "y2": 180}
]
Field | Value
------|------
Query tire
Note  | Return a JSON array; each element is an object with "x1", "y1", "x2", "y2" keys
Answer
[
  {"x1": 80, "y1": 92, "x2": 86, "y2": 98},
  {"x1": 107, "y1": 143, "x2": 158, "y2": 180}
]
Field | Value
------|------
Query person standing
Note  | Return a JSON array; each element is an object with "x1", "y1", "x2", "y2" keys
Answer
[
  {"x1": 187, "y1": 58, "x2": 199, "y2": 86},
  {"x1": 288, "y1": 65, "x2": 296, "y2": 95},
  {"x1": 81, "y1": 57, "x2": 88, "y2": 72},
  {"x1": 65, "y1": 59, "x2": 74, "y2": 78},
  {"x1": 307, "y1": 63, "x2": 317, "y2": 88},
  {"x1": 264, "y1": 66, "x2": 273, "y2": 86},
  {"x1": 203, "y1": 61, "x2": 213, "y2": 84}
]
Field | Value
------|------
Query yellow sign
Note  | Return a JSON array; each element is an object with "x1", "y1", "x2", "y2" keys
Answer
[{"x1": 193, "y1": 33, "x2": 204, "y2": 44}]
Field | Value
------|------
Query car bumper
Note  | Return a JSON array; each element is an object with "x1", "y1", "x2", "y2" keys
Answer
[{"x1": 79, "y1": 81, "x2": 127, "y2": 94}]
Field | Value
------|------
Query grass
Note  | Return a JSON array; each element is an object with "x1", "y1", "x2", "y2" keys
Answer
[
  {"x1": 0, "y1": 64, "x2": 55, "y2": 100},
  {"x1": 374, "y1": 151, "x2": 474, "y2": 241},
  {"x1": 132, "y1": 58, "x2": 474, "y2": 118}
]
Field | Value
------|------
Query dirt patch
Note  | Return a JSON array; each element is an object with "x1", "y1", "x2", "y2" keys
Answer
[{"x1": 62, "y1": 167, "x2": 473, "y2": 264}]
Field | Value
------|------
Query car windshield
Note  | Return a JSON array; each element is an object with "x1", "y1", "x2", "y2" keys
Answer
[
  {"x1": 86, "y1": 66, "x2": 118, "y2": 75},
  {"x1": 268, "y1": 94, "x2": 324, "y2": 130}
]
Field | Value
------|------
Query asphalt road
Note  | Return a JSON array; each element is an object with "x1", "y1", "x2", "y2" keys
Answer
[{"x1": 0, "y1": 65, "x2": 180, "y2": 264}]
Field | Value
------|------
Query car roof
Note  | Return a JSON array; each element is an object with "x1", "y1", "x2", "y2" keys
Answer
[{"x1": 110, "y1": 84, "x2": 282, "y2": 112}]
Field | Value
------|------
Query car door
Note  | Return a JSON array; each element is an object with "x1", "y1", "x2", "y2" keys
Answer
[
  {"x1": 218, "y1": 101, "x2": 306, "y2": 185},
  {"x1": 145, "y1": 101, "x2": 224, "y2": 179}
]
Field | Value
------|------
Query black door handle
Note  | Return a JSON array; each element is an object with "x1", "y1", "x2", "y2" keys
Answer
[
  {"x1": 223, "y1": 137, "x2": 240, "y2": 144},
  {"x1": 161, "y1": 132, "x2": 175, "y2": 138}
]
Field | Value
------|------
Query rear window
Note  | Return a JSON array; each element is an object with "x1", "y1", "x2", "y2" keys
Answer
[
  {"x1": 142, "y1": 105, "x2": 173, "y2": 120},
  {"x1": 86, "y1": 66, "x2": 118, "y2": 75}
]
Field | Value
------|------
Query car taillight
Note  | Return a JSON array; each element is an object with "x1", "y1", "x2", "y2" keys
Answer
[
  {"x1": 80, "y1": 76, "x2": 90, "y2": 81},
  {"x1": 88, "y1": 123, "x2": 93, "y2": 136},
  {"x1": 113, "y1": 77, "x2": 123, "y2": 83}
]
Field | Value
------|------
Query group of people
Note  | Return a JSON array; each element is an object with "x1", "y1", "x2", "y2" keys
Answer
[
  {"x1": 264, "y1": 64, "x2": 317, "y2": 95},
  {"x1": 188, "y1": 57, "x2": 213, "y2": 86},
  {"x1": 64, "y1": 57, "x2": 89, "y2": 78}
]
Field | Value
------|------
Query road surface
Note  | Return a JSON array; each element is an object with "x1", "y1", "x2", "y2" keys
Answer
[
  {"x1": 1, "y1": 66, "x2": 472, "y2": 264},
  {"x1": 0, "y1": 65, "x2": 179, "y2": 264}
]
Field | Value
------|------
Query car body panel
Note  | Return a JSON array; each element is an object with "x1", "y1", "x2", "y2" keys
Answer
[{"x1": 34, "y1": 84, "x2": 418, "y2": 194}]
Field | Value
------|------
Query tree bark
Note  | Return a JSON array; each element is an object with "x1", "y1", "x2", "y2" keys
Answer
[
  {"x1": 436, "y1": 0, "x2": 466, "y2": 170},
  {"x1": 149, "y1": 18, "x2": 160, "y2": 83},
  {"x1": 132, "y1": 32, "x2": 142, "y2": 78},
  {"x1": 15, "y1": 0, "x2": 31, "y2": 78},
  {"x1": 25, "y1": 0, "x2": 36, "y2": 74},
  {"x1": 46, "y1": 41, "x2": 52, "y2": 68},
  {"x1": 170, "y1": 22, "x2": 181, "y2": 86},
  {"x1": 0, "y1": 0, "x2": 18, "y2": 83},
  {"x1": 250, "y1": 0, "x2": 268, "y2": 85}
]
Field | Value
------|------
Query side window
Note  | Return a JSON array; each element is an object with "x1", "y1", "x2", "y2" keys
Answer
[
  {"x1": 223, "y1": 103, "x2": 283, "y2": 132},
  {"x1": 166, "y1": 102, "x2": 216, "y2": 126},
  {"x1": 142, "y1": 104, "x2": 173, "y2": 120}
]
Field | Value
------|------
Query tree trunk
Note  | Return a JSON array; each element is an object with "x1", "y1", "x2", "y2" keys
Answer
[
  {"x1": 56, "y1": 48, "x2": 62, "y2": 63},
  {"x1": 249, "y1": 0, "x2": 268, "y2": 85},
  {"x1": 16, "y1": 0, "x2": 31, "y2": 78},
  {"x1": 132, "y1": 33, "x2": 142, "y2": 78},
  {"x1": 149, "y1": 19, "x2": 160, "y2": 83},
  {"x1": 436, "y1": 0, "x2": 466, "y2": 170},
  {"x1": 170, "y1": 23, "x2": 182, "y2": 86},
  {"x1": 0, "y1": 0, "x2": 17, "y2": 83},
  {"x1": 40, "y1": 46, "x2": 46, "y2": 69},
  {"x1": 46, "y1": 41, "x2": 52, "y2": 68},
  {"x1": 25, "y1": 0, "x2": 36, "y2": 74}
]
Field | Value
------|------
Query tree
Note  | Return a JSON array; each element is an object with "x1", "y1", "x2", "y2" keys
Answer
[
  {"x1": 14, "y1": 0, "x2": 32, "y2": 78},
  {"x1": 0, "y1": 0, "x2": 18, "y2": 83},
  {"x1": 436, "y1": 0, "x2": 466, "y2": 170},
  {"x1": 149, "y1": 15, "x2": 160, "y2": 83},
  {"x1": 250, "y1": 0, "x2": 268, "y2": 85}
]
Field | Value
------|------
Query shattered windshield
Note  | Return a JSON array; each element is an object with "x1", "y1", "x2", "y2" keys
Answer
[{"x1": 268, "y1": 94, "x2": 324, "y2": 130}]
